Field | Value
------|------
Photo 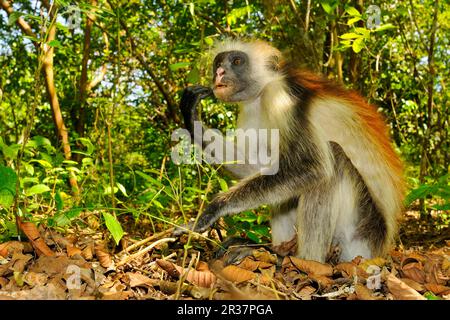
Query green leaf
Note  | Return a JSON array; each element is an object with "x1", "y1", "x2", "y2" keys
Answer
[
  {"x1": 8, "y1": 11, "x2": 22, "y2": 26},
  {"x1": 29, "y1": 159, "x2": 53, "y2": 169},
  {"x1": 55, "y1": 191, "x2": 64, "y2": 212},
  {"x1": 76, "y1": 138, "x2": 95, "y2": 155},
  {"x1": 340, "y1": 33, "x2": 362, "y2": 39},
  {"x1": 246, "y1": 231, "x2": 261, "y2": 243},
  {"x1": 239, "y1": 211, "x2": 257, "y2": 223},
  {"x1": 345, "y1": 6, "x2": 361, "y2": 16},
  {"x1": 136, "y1": 171, "x2": 164, "y2": 188},
  {"x1": 355, "y1": 27, "x2": 370, "y2": 38},
  {"x1": 55, "y1": 207, "x2": 83, "y2": 226},
  {"x1": 0, "y1": 165, "x2": 17, "y2": 208},
  {"x1": 48, "y1": 40, "x2": 62, "y2": 48},
  {"x1": 169, "y1": 62, "x2": 191, "y2": 71},
  {"x1": 186, "y1": 67, "x2": 200, "y2": 84},
  {"x1": 424, "y1": 291, "x2": 441, "y2": 300},
  {"x1": 103, "y1": 212, "x2": 124, "y2": 245},
  {"x1": 116, "y1": 182, "x2": 128, "y2": 197},
  {"x1": 0, "y1": 189, "x2": 15, "y2": 208},
  {"x1": 218, "y1": 178, "x2": 228, "y2": 192},
  {"x1": 432, "y1": 203, "x2": 450, "y2": 211},
  {"x1": 347, "y1": 17, "x2": 362, "y2": 25},
  {"x1": 252, "y1": 224, "x2": 270, "y2": 238},
  {"x1": 352, "y1": 37, "x2": 365, "y2": 53},
  {"x1": 26, "y1": 184, "x2": 50, "y2": 196},
  {"x1": 103, "y1": 185, "x2": 118, "y2": 195},
  {"x1": 373, "y1": 23, "x2": 396, "y2": 32},
  {"x1": 321, "y1": 1, "x2": 338, "y2": 14},
  {"x1": 405, "y1": 185, "x2": 433, "y2": 205},
  {"x1": 1, "y1": 143, "x2": 20, "y2": 160},
  {"x1": 204, "y1": 37, "x2": 214, "y2": 46}
]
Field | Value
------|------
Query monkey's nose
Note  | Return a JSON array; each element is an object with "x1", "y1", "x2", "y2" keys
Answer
[{"x1": 216, "y1": 67, "x2": 225, "y2": 77}]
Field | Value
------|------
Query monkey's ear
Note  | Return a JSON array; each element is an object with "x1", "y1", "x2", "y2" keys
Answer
[{"x1": 267, "y1": 55, "x2": 281, "y2": 72}]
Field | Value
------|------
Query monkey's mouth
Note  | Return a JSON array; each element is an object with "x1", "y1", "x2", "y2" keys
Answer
[{"x1": 214, "y1": 83, "x2": 229, "y2": 90}]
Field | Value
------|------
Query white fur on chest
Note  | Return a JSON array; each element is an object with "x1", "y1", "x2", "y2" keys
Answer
[{"x1": 237, "y1": 97, "x2": 267, "y2": 130}]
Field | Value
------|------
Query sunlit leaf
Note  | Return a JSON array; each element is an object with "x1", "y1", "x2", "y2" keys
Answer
[
  {"x1": 26, "y1": 184, "x2": 50, "y2": 196},
  {"x1": 103, "y1": 212, "x2": 124, "y2": 245}
]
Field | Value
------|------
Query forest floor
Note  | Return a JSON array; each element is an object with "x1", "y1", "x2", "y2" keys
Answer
[{"x1": 0, "y1": 211, "x2": 448, "y2": 300}]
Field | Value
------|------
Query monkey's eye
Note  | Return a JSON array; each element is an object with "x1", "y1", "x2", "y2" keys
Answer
[{"x1": 233, "y1": 57, "x2": 242, "y2": 66}]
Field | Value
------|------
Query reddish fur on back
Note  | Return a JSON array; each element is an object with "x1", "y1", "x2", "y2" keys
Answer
[{"x1": 290, "y1": 70, "x2": 405, "y2": 203}]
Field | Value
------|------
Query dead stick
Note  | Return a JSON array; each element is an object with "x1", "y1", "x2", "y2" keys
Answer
[
  {"x1": 117, "y1": 228, "x2": 174, "y2": 255},
  {"x1": 117, "y1": 237, "x2": 176, "y2": 267}
]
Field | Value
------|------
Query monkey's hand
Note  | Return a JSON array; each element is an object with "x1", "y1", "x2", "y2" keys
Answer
[
  {"x1": 173, "y1": 199, "x2": 222, "y2": 236},
  {"x1": 179, "y1": 85, "x2": 213, "y2": 134}
]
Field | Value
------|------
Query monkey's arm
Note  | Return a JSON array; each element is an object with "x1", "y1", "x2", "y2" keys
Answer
[
  {"x1": 180, "y1": 86, "x2": 260, "y2": 178},
  {"x1": 177, "y1": 151, "x2": 327, "y2": 235}
]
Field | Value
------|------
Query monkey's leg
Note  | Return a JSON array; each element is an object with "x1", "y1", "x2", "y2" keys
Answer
[
  {"x1": 295, "y1": 183, "x2": 340, "y2": 263},
  {"x1": 329, "y1": 142, "x2": 379, "y2": 261},
  {"x1": 270, "y1": 198, "x2": 298, "y2": 256}
]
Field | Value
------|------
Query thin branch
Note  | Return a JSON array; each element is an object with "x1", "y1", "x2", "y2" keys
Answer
[
  {"x1": 0, "y1": 0, "x2": 38, "y2": 41},
  {"x1": 106, "y1": 0, "x2": 178, "y2": 123}
]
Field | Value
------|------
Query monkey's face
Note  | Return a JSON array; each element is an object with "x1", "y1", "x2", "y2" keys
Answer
[{"x1": 212, "y1": 50, "x2": 259, "y2": 102}]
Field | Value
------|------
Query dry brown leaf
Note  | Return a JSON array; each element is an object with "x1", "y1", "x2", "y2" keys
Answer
[
  {"x1": 174, "y1": 265, "x2": 217, "y2": 288},
  {"x1": 271, "y1": 236, "x2": 297, "y2": 256},
  {"x1": 256, "y1": 274, "x2": 273, "y2": 286},
  {"x1": 387, "y1": 274, "x2": 426, "y2": 300},
  {"x1": 18, "y1": 221, "x2": 55, "y2": 257},
  {"x1": 0, "y1": 277, "x2": 8, "y2": 288},
  {"x1": 289, "y1": 256, "x2": 333, "y2": 277},
  {"x1": 66, "y1": 244, "x2": 82, "y2": 257},
  {"x1": 196, "y1": 261, "x2": 210, "y2": 272},
  {"x1": 0, "y1": 241, "x2": 22, "y2": 257},
  {"x1": 237, "y1": 256, "x2": 273, "y2": 271},
  {"x1": 401, "y1": 261, "x2": 426, "y2": 284},
  {"x1": 400, "y1": 278, "x2": 425, "y2": 292},
  {"x1": 335, "y1": 262, "x2": 358, "y2": 277},
  {"x1": 156, "y1": 259, "x2": 180, "y2": 278},
  {"x1": 30, "y1": 255, "x2": 89, "y2": 276},
  {"x1": 355, "y1": 284, "x2": 376, "y2": 300},
  {"x1": 359, "y1": 257, "x2": 386, "y2": 271},
  {"x1": 297, "y1": 285, "x2": 316, "y2": 300},
  {"x1": 0, "y1": 283, "x2": 66, "y2": 300},
  {"x1": 156, "y1": 260, "x2": 216, "y2": 288},
  {"x1": 23, "y1": 272, "x2": 49, "y2": 287},
  {"x1": 310, "y1": 274, "x2": 334, "y2": 288},
  {"x1": 81, "y1": 244, "x2": 93, "y2": 260},
  {"x1": 10, "y1": 252, "x2": 33, "y2": 273},
  {"x1": 126, "y1": 272, "x2": 156, "y2": 288},
  {"x1": 221, "y1": 265, "x2": 256, "y2": 284},
  {"x1": 252, "y1": 248, "x2": 277, "y2": 264},
  {"x1": 442, "y1": 257, "x2": 450, "y2": 277},
  {"x1": 101, "y1": 291, "x2": 132, "y2": 300},
  {"x1": 94, "y1": 243, "x2": 112, "y2": 268},
  {"x1": 424, "y1": 283, "x2": 450, "y2": 295}
]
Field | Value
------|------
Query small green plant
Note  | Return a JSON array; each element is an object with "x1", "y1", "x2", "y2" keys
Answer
[{"x1": 406, "y1": 174, "x2": 450, "y2": 211}]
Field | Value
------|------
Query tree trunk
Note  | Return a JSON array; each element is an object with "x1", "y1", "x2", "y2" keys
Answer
[
  {"x1": 42, "y1": 17, "x2": 79, "y2": 195},
  {"x1": 418, "y1": 0, "x2": 439, "y2": 215}
]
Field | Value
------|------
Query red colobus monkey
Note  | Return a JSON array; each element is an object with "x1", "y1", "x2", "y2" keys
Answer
[{"x1": 178, "y1": 39, "x2": 404, "y2": 262}]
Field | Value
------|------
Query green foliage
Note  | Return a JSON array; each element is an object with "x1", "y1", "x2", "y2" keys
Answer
[
  {"x1": 406, "y1": 174, "x2": 450, "y2": 211},
  {"x1": 0, "y1": 0, "x2": 448, "y2": 246},
  {"x1": 0, "y1": 165, "x2": 17, "y2": 208},
  {"x1": 223, "y1": 209, "x2": 271, "y2": 244},
  {"x1": 102, "y1": 212, "x2": 124, "y2": 245}
]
